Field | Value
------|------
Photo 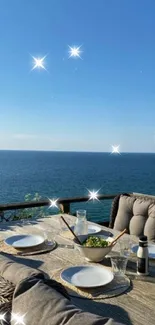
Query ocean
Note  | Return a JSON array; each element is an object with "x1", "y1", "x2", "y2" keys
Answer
[{"x1": 0, "y1": 150, "x2": 155, "y2": 223}]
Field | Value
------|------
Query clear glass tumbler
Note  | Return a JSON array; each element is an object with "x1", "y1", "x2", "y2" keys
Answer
[
  {"x1": 110, "y1": 256, "x2": 128, "y2": 276},
  {"x1": 119, "y1": 238, "x2": 132, "y2": 257},
  {"x1": 35, "y1": 224, "x2": 54, "y2": 246},
  {"x1": 43, "y1": 228, "x2": 55, "y2": 246},
  {"x1": 74, "y1": 210, "x2": 88, "y2": 235}
]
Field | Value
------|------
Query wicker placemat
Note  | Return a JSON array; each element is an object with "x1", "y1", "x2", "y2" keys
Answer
[
  {"x1": 0, "y1": 240, "x2": 57, "y2": 256},
  {"x1": 52, "y1": 266, "x2": 131, "y2": 300}
]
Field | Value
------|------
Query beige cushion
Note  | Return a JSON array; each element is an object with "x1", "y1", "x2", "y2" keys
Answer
[
  {"x1": 0, "y1": 253, "x2": 44, "y2": 285},
  {"x1": 113, "y1": 196, "x2": 135, "y2": 232},
  {"x1": 144, "y1": 204, "x2": 155, "y2": 241},
  {"x1": 113, "y1": 196, "x2": 155, "y2": 241},
  {"x1": 12, "y1": 277, "x2": 122, "y2": 325},
  {"x1": 129, "y1": 199, "x2": 150, "y2": 236}
]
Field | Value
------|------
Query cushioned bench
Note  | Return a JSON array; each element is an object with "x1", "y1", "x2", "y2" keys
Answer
[{"x1": 109, "y1": 193, "x2": 155, "y2": 241}]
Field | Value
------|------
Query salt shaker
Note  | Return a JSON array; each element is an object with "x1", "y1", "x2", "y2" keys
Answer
[
  {"x1": 74, "y1": 210, "x2": 88, "y2": 235},
  {"x1": 137, "y1": 235, "x2": 149, "y2": 275}
]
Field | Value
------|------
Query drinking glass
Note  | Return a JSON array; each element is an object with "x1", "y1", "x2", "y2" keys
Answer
[
  {"x1": 110, "y1": 256, "x2": 128, "y2": 276},
  {"x1": 119, "y1": 238, "x2": 132, "y2": 257},
  {"x1": 35, "y1": 224, "x2": 54, "y2": 246},
  {"x1": 43, "y1": 228, "x2": 55, "y2": 245},
  {"x1": 76, "y1": 209, "x2": 87, "y2": 219},
  {"x1": 56, "y1": 216, "x2": 75, "y2": 249},
  {"x1": 74, "y1": 210, "x2": 88, "y2": 235}
]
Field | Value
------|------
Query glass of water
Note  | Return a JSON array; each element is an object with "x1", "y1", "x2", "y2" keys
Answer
[
  {"x1": 110, "y1": 256, "x2": 128, "y2": 276},
  {"x1": 35, "y1": 224, "x2": 54, "y2": 246},
  {"x1": 119, "y1": 238, "x2": 132, "y2": 257},
  {"x1": 43, "y1": 228, "x2": 55, "y2": 245},
  {"x1": 74, "y1": 210, "x2": 88, "y2": 235}
]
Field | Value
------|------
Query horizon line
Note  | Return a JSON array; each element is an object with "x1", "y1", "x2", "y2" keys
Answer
[{"x1": 0, "y1": 149, "x2": 155, "y2": 154}]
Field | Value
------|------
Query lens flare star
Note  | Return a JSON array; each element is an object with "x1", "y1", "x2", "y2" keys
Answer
[
  {"x1": 31, "y1": 55, "x2": 47, "y2": 71},
  {"x1": 111, "y1": 145, "x2": 120, "y2": 154},
  {"x1": 11, "y1": 313, "x2": 26, "y2": 325},
  {"x1": 88, "y1": 190, "x2": 100, "y2": 201},
  {"x1": 68, "y1": 45, "x2": 82, "y2": 59},
  {"x1": 0, "y1": 313, "x2": 6, "y2": 321},
  {"x1": 48, "y1": 198, "x2": 59, "y2": 209}
]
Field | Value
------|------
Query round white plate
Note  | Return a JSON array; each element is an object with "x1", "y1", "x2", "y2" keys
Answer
[
  {"x1": 72, "y1": 224, "x2": 101, "y2": 235},
  {"x1": 87, "y1": 224, "x2": 102, "y2": 234},
  {"x1": 132, "y1": 244, "x2": 155, "y2": 259},
  {"x1": 5, "y1": 234, "x2": 45, "y2": 249},
  {"x1": 61, "y1": 265, "x2": 114, "y2": 288}
]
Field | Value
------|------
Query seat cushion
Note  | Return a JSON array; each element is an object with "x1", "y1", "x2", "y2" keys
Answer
[
  {"x1": 144, "y1": 204, "x2": 155, "y2": 241},
  {"x1": 129, "y1": 199, "x2": 151, "y2": 236},
  {"x1": 0, "y1": 253, "x2": 44, "y2": 285},
  {"x1": 12, "y1": 277, "x2": 123, "y2": 325},
  {"x1": 113, "y1": 196, "x2": 135, "y2": 232},
  {"x1": 113, "y1": 195, "x2": 155, "y2": 241}
]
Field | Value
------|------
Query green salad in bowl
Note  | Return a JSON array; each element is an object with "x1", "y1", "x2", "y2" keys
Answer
[
  {"x1": 82, "y1": 236, "x2": 109, "y2": 248},
  {"x1": 74, "y1": 235, "x2": 113, "y2": 262}
]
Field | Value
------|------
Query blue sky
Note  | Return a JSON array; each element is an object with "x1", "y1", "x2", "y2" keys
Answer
[{"x1": 0, "y1": 0, "x2": 155, "y2": 152}]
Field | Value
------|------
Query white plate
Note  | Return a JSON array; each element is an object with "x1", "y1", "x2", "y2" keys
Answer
[
  {"x1": 61, "y1": 265, "x2": 114, "y2": 288},
  {"x1": 87, "y1": 224, "x2": 102, "y2": 234},
  {"x1": 5, "y1": 234, "x2": 45, "y2": 249},
  {"x1": 72, "y1": 224, "x2": 101, "y2": 235},
  {"x1": 132, "y1": 244, "x2": 155, "y2": 259}
]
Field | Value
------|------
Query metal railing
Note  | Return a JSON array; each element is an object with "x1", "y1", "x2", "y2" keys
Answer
[{"x1": 0, "y1": 193, "x2": 119, "y2": 225}]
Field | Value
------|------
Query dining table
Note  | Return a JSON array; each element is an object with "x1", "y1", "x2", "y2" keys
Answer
[{"x1": 0, "y1": 214, "x2": 155, "y2": 325}]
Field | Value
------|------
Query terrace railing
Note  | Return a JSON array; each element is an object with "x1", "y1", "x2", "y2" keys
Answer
[{"x1": 0, "y1": 193, "x2": 119, "y2": 226}]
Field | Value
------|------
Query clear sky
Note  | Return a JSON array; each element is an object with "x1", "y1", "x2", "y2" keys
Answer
[{"x1": 0, "y1": 0, "x2": 155, "y2": 152}]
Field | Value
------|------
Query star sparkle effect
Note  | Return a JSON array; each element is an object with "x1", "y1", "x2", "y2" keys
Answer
[
  {"x1": 88, "y1": 190, "x2": 100, "y2": 201},
  {"x1": 0, "y1": 313, "x2": 6, "y2": 321},
  {"x1": 48, "y1": 198, "x2": 59, "y2": 209},
  {"x1": 31, "y1": 55, "x2": 47, "y2": 71},
  {"x1": 68, "y1": 45, "x2": 82, "y2": 59},
  {"x1": 11, "y1": 313, "x2": 26, "y2": 325},
  {"x1": 111, "y1": 145, "x2": 120, "y2": 154}
]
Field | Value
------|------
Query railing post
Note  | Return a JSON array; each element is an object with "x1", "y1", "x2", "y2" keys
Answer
[
  {"x1": 0, "y1": 210, "x2": 4, "y2": 222},
  {"x1": 61, "y1": 202, "x2": 70, "y2": 214}
]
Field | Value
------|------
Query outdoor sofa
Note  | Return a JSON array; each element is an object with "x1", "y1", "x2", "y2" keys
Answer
[{"x1": 109, "y1": 192, "x2": 155, "y2": 241}]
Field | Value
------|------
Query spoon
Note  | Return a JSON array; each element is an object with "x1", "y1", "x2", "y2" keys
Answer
[{"x1": 109, "y1": 228, "x2": 127, "y2": 247}]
